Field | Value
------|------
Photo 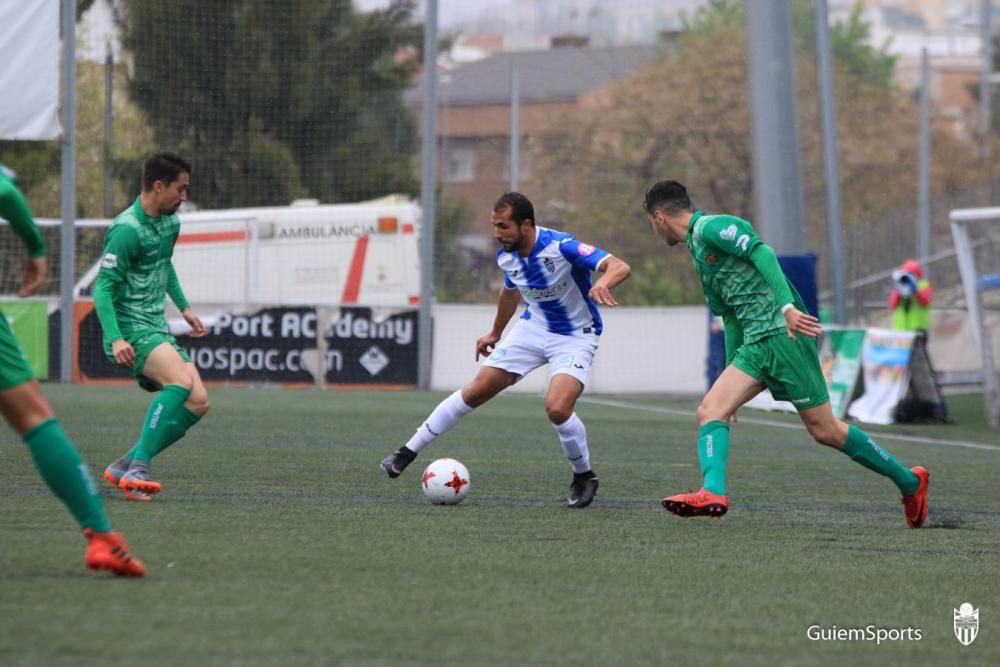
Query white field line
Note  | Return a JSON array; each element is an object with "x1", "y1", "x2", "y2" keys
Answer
[{"x1": 581, "y1": 397, "x2": 1000, "y2": 453}]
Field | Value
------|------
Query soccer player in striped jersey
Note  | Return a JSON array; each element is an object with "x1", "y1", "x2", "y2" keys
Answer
[
  {"x1": 382, "y1": 192, "x2": 631, "y2": 507},
  {"x1": 643, "y1": 180, "x2": 929, "y2": 527},
  {"x1": 94, "y1": 152, "x2": 210, "y2": 501},
  {"x1": 0, "y1": 165, "x2": 144, "y2": 575}
]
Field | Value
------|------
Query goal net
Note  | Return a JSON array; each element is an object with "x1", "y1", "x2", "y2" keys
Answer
[{"x1": 950, "y1": 206, "x2": 1000, "y2": 427}]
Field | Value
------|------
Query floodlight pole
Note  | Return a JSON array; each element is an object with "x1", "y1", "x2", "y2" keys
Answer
[
  {"x1": 815, "y1": 0, "x2": 847, "y2": 324},
  {"x1": 746, "y1": 0, "x2": 806, "y2": 254},
  {"x1": 917, "y1": 48, "x2": 931, "y2": 266},
  {"x1": 60, "y1": 0, "x2": 77, "y2": 383},
  {"x1": 981, "y1": 0, "x2": 994, "y2": 196},
  {"x1": 509, "y1": 61, "x2": 520, "y2": 191},
  {"x1": 417, "y1": 0, "x2": 439, "y2": 390},
  {"x1": 982, "y1": 0, "x2": 993, "y2": 138},
  {"x1": 103, "y1": 42, "x2": 113, "y2": 218}
]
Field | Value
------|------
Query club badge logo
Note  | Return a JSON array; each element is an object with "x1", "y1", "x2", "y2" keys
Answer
[{"x1": 954, "y1": 603, "x2": 979, "y2": 646}]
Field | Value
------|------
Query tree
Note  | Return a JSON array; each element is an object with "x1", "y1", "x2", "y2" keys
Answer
[
  {"x1": 688, "y1": 0, "x2": 896, "y2": 88},
  {"x1": 119, "y1": 0, "x2": 421, "y2": 209},
  {"x1": 531, "y1": 1, "x2": 981, "y2": 306}
]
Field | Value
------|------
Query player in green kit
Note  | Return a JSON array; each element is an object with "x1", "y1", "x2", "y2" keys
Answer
[
  {"x1": 0, "y1": 165, "x2": 144, "y2": 575},
  {"x1": 643, "y1": 180, "x2": 929, "y2": 527},
  {"x1": 94, "y1": 152, "x2": 210, "y2": 501}
]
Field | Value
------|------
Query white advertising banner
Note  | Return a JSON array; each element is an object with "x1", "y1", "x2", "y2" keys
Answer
[
  {"x1": 0, "y1": 0, "x2": 61, "y2": 139},
  {"x1": 847, "y1": 328, "x2": 917, "y2": 425}
]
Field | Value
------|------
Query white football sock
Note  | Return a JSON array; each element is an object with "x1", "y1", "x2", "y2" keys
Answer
[
  {"x1": 553, "y1": 412, "x2": 591, "y2": 473},
  {"x1": 404, "y1": 390, "x2": 473, "y2": 454}
]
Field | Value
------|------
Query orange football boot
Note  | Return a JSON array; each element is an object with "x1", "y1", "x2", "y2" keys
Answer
[
  {"x1": 102, "y1": 464, "x2": 127, "y2": 488},
  {"x1": 902, "y1": 466, "x2": 930, "y2": 528},
  {"x1": 118, "y1": 470, "x2": 162, "y2": 502},
  {"x1": 661, "y1": 488, "x2": 729, "y2": 518},
  {"x1": 84, "y1": 529, "x2": 146, "y2": 577}
]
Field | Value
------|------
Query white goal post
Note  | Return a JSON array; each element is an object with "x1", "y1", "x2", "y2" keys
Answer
[{"x1": 950, "y1": 206, "x2": 1000, "y2": 427}]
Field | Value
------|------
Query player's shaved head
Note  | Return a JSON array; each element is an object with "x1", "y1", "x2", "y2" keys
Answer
[
  {"x1": 493, "y1": 192, "x2": 534, "y2": 226},
  {"x1": 644, "y1": 180, "x2": 692, "y2": 216}
]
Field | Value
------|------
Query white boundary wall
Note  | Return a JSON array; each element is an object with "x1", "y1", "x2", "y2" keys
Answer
[{"x1": 431, "y1": 304, "x2": 708, "y2": 395}]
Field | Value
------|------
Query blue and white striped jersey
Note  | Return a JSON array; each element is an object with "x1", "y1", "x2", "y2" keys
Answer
[{"x1": 497, "y1": 226, "x2": 611, "y2": 335}]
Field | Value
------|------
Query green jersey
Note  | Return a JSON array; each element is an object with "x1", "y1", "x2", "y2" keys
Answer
[
  {"x1": 685, "y1": 211, "x2": 803, "y2": 345},
  {"x1": 95, "y1": 197, "x2": 188, "y2": 342}
]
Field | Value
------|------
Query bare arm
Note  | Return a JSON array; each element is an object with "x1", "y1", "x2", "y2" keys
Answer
[
  {"x1": 475, "y1": 287, "x2": 521, "y2": 360},
  {"x1": 588, "y1": 256, "x2": 632, "y2": 306}
]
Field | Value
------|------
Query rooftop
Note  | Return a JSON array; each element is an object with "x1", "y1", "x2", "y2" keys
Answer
[{"x1": 404, "y1": 45, "x2": 661, "y2": 107}]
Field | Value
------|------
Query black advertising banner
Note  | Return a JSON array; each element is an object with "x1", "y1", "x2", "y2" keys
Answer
[
  {"x1": 324, "y1": 307, "x2": 418, "y2": 384},
  {"x1": 76, "y1": 304, "x2": 418, "y2": 386},
  {"x1": 181, "y1": 306, "x2": 317, "y2": 383}
]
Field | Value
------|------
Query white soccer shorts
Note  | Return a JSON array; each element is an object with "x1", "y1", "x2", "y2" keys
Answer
[{"x1": 482, "y1": 319, "x2": 600, "y2": 386}]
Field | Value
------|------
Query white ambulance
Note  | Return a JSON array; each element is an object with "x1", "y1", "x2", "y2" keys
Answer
[{"x1": 77, "y1": 195, "x2": 422, "y2": 308}]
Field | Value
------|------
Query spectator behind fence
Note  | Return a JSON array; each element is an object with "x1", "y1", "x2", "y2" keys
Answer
[{"x1": 889, "y1": 259, "x2": 933, "y2": 337}]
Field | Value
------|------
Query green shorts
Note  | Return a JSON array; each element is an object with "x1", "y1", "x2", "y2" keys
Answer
[
  {"x1": 0, "y1": 308, "x2": 35, "y2": 390},
  {"x1": 731, "y1": 332, "x2": 829, "y2": 410},
  {"x1": 104, "y1": 330, "x2": 190, "y2": 392}
]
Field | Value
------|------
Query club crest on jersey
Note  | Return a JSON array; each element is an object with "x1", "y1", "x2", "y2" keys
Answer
[
  {"x1": 543, "y1": 257, "x2": 555, "y2": 273},
  {"x1": 577, "y1": 243, "x2": 596, "y2": 256},
  {"x1": 100, "y1": 252, "x2": 118, "y2": 269},
  {"x1": 719, "y1": 224, "x2": 737, "y2": 241},
  {"x1": 706, "y1": 254, "x2": 717, "y2": 265}
]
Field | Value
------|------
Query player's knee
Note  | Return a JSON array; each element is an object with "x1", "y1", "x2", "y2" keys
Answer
[
  {"x1": 544, "y1": 401, "x2": 573, "y2": 425},
  {"x1": 807, "y1": 423, "x2": 841, "y2": 448},
  {"x1": 695, "y1": 401, "x2": 721, "y2": 425},
  {"x1": 462, "y1": 382, "x2": 492, "y2": 407},
  {"x1": 187, "y1": 391, "x2": 210, "y2": 416}
]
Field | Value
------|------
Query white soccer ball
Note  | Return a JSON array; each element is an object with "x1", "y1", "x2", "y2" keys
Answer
[{"x1": 421, "y1": 458, "x2": 471, "y2": 505}]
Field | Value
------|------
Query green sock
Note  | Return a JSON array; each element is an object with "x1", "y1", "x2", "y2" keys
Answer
[
  {"x1": 697, "y1": 420, "x2": 730, "y2": 495},
  {"x1": 126, "y1": 405, "x2": 202, "y2": 462},
  {"x1": 130, "y1": 385, "x2": 192, "y2": 463},
  {"x1": 841, "y1": 425, "x2": 919, "y2": 495},
  {"x1": 23, "y1": 418, "x2": 111, "y2": 533},
  {"x1": 160, "y1": 406, "x2": 202, "y2": 454}
]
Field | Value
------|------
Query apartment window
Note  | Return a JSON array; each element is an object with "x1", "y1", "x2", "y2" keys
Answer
[{"x1": 444, "y1": 142, "x2": 476, "y2": 182}]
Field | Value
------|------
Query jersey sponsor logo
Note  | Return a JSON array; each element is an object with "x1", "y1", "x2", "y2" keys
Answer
[
  {"x1": 101, "y1": 252, "x2": 118, "y2": 269},
  {"x1": 719, "y1": 224, "x2": 738, "y2": 241},
  {"x1": 736, "y1": 234, "x2": 750, "y2": 252},
  {"x1": 520, "y1": 280, "x2": 568, "y2": 301},
  {"x1": 577, "y1": 243, "x2": 596, "y2": 256}
]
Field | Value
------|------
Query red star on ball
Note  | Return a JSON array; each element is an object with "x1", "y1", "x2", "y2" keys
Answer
[
  {"x1": 445, "y1": 471, "x2": 469, "y2": 495},
  {"x1": 421, "y1": 469, "x2": 436, "y2": 488}
]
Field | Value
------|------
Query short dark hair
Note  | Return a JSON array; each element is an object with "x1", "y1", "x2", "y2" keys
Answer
[
  {"x1": 493, "y1": 191, "x2": 535, "y2": 225},
  {"x1": 644, "y1": 180, "x2": 692, "y2": 215},
  {"x1": 142, "y1": 151, "x2": 191, "y2": 191}
]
